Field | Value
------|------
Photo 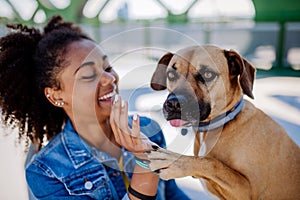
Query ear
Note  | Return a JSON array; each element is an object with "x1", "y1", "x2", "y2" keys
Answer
[
  {"x1": 44, "y1": 87, "x2": 64, "y2": 107},
  {"x1": 150, "y1": 52, "x2": 174, "y2": 90},
  {"x1": 224, "y1": 49, "x2": 256, "y2": 99}
]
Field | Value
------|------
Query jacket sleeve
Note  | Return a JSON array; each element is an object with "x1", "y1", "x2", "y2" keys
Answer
[{"x1": 165, "y1": 179, "x2": 191, "y2": 200}]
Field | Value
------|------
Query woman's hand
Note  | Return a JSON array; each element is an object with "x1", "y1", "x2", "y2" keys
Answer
[
  {"x1": 110, "y1": 95, "x2": 159, "y2": 199},
  {"x1": 110, "y1": 95, "x2": 153, "y2": 154}
]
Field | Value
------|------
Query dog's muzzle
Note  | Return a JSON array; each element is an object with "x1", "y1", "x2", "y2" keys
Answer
[{"x1": 163, "y1": 92, "x2": 211, "y2": 127}]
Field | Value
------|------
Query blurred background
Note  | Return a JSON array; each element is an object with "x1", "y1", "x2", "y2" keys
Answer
[{"x1": 0, "y1": 0, "x2": 300, "y2": 199}]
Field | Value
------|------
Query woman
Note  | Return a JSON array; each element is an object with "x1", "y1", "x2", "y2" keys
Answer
[{"x1": 0, "y1": 16, "x2": 189, "y2": 199}]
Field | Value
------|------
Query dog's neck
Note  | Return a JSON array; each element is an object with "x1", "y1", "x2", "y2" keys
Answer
[{"x1": 196, "y1": 97, "x2": 244, "y2": 132}]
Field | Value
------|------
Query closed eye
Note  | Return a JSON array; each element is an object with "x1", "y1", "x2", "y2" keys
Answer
[
  {"x1": 82, "y1": 74, "x2": 96, "y2": 80},
  {"x1": 75, "y1": 61, "x2": 98, "y2": 80},
  {"x1": 81, "y1": 70, "x2": 97, "y2": 80}
]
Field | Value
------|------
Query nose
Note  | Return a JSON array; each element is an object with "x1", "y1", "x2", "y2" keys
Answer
[
  {"x1": 165, "y1": 93, "x2": 182, "y2": 112},
  {"x1": 100, "y1": 71, "x2": 116, "y2": 86}
]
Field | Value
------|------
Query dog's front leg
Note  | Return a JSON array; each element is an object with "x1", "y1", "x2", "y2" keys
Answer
[{"x1": 148, "y1": 148, "x2": 252, "y2": 200}]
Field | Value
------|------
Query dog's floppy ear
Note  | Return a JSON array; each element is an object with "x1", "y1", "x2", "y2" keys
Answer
[
  {"x1": 151, "y1": 52, "x2": 174, "y2": 90},
  {"x1": 224, "y1": 49, "x2": 256, "y2": 99}
]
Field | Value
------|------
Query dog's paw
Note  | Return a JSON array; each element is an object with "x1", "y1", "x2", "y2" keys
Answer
[
  {"x1": 147, "y1": 147, "x2": 191, "y2": 179},
  {"x1": 153, "y1": 165, "x2": 188, "y2": 181},
  {"x1": 147, "y1": 148, "x2": 181, "y2": 170},
  {"x1": 152, "y1": 168, "x2": 172, "y2": 180}
]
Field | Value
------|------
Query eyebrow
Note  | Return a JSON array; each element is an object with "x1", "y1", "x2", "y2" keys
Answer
[
  {"x1": 74, "y1": 61, "x2": 95, "y2": 75},
  {"x1": 73, "y1": 55, "x2": 108, "y2": 75}
]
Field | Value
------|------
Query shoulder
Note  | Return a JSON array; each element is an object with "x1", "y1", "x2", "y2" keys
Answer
[
  {"x1": 26, "y1": 133, "x2": 62, "y2": 164},
  {"x1": 25, "y1": 131, "x2": 112, "y2": 199},
  {"x1": 25, "y1": 133, "x2": 66, "y2": 196},
  {"x1": 26, "y1": 129, "x2": 94, "y2": 177},
  {"x1": 25, "y1": 132, "x2": 65, "y2": 175}
]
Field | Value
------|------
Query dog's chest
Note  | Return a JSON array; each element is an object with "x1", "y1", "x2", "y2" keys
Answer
[
  {"x1": 194, "y1": 131, "x2": 207, "y2": 157},
  {"x1": 199, "y1": 132, "x2": 207, "y2": 156}
]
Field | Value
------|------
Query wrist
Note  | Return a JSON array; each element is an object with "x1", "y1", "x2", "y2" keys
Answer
[
  {"x1": 135, "y1": 156, "x2": 150, "y2": 170},
  {"x1": 130, "y1": 165, "x2": 159, "y2": 198},
  {"x1": 128, "y1": 184, "x2": 157, "y2": 200}
]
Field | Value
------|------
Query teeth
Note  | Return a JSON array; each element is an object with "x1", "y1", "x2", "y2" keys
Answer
[{"x1": 98, "y1": 91, "x2": 116, "y2": 101}]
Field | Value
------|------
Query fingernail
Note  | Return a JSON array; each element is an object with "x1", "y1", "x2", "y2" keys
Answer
[
  {"x1": 113, "y1": 95, "x2": 119, "y2": 104},
  {"x1": 133, "y1": 113, "x2": 138, "y2": 121},
  {"x1": 121, "y1": 100, "x2": 125, "y2": 107},
  {"x1": 152, "y1": 145, "x2": 159, "y2": 150}
]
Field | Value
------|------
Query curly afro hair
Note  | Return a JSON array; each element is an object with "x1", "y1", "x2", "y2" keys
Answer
[{"x1": 0, "y1": 15, "x2": 91, "y2": 150}]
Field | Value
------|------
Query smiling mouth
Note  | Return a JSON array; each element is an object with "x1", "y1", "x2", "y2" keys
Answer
[{"x1": 98, "y1": 90, "x2": 116, "y2": 102}]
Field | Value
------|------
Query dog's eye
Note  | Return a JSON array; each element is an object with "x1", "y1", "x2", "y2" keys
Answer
[
  {"x1": 203, "y1": 71, "x2": 217, "y2": 82},
  {"x1": 167, "y1": 70, "x2": 178, "y2": 81},
  {"x1": 204, "y1": 71, "x2": 213, "y2": 79}
]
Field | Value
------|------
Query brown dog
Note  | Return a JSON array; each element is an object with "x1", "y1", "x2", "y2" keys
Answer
[{"x1": 148, "y1": 45, "x2": 300, "y2": 199}]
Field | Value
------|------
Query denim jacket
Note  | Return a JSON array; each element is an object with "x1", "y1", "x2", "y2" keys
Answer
[{"x1": 25, "y1": 116, "x2": 190, "y2": 200}]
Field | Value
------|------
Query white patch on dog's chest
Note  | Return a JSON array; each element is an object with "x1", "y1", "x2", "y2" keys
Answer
[{"x1": 198, "y1": 132, "x2": 207, "y2": 156}]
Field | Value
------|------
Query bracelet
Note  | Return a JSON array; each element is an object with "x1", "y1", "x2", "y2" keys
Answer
[
  {"x1": 128, "y1": 184, "x2": 157, "y2": 200},
  {"x1": 135, "y1": 157, "x2": 150, "y2": 170}
]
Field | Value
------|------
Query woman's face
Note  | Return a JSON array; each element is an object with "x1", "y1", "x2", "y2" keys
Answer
[{"x1": 58, "y1": 39, "x2": 119, "y2": 127}]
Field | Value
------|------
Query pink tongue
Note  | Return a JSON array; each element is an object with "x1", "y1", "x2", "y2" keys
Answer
[{"x1": 169, "y1": 119, "x2": 187, "y2": 127}]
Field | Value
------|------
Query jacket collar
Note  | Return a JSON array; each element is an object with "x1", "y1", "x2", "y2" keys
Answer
[{"x1": 61, "y1": 120, "x2": 94, "y2": 169}]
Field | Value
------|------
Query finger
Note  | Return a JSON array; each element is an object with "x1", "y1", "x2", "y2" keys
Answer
[
  {"x1": 112, "y1": 95, "x2": 121, "y2": 128},
  {"x1": 119, "y1": 100, "x2": 129, "y2": 135},
  {"x1": 131, "y1": 113, "x2": 140, "y2": 146},
  {"x1": 142, "y1": 135, "x2": 157, "y2": 151},
  {"x1": 110, "y1": 111, "x2": 123, "y2": 145},
  {"x1": 111, "y1": 95, "x2": 127, "y2": 146},
  {"x1": 118, "y1": 100, "x2": 134, "y2": 147}
]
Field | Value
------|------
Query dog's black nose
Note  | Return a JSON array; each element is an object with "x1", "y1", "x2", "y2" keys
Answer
[{"x1": 165, "y1": 93, "x2": 182, "y2": 112}]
